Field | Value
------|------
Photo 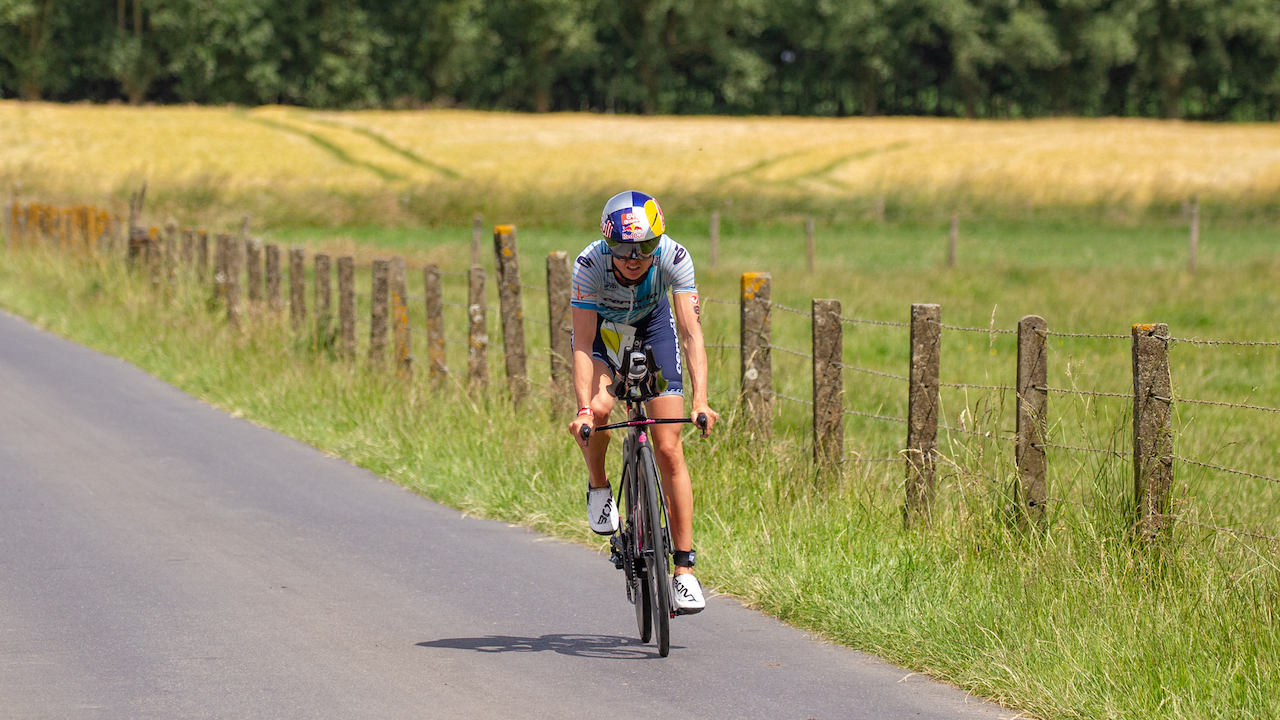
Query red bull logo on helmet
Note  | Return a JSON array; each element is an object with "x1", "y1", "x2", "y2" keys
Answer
[{"x1": 619, "y1": 210, "x2": 647, "y2": 240}]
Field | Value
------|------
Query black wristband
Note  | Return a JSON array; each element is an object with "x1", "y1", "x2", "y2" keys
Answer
[{"x1": 672, "y1": 550, "x2": 696, "y2": 568}]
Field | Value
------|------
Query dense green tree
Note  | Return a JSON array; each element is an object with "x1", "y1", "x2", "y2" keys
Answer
[{"x1": 0, "y1": 0, "x2": 1277, "y2": 119}]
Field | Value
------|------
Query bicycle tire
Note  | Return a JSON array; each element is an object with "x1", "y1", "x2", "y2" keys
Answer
[
  {"x1": 638, "y1": 445, "x2": 671, "y2": 657},
  {"x1": 623, "y1": 455, "x2": 652, "y2": 643}
]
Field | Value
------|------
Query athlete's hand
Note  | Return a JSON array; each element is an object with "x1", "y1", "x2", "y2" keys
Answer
[
  {"x1": 691, "y1": 404, "x2": 719, "y2": 438},
  {"x1": 569, "y1": 412, "x2": 594, "y2": 449}
]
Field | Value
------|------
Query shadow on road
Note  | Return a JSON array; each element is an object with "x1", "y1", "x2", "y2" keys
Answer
[{"x1": 417, "y1": 634, "x2": 676, "y2": 659}]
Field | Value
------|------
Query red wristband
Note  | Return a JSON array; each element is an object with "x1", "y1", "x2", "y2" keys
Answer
[{"x1": 577, "y1": 407, "x2": 594, "y2": 417}]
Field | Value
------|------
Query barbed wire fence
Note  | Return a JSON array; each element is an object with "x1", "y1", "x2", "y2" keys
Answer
[{"x1": 10, "y1": 198, "x2": 1279, "y2": 549}]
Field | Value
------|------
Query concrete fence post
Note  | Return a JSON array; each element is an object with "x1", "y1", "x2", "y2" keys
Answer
[
  {"x1": 468, "y1": 265, "x2": 488, "y2": 391},
  {"x1": 289, "y1": 247, "x2": 307, "y2": 333},
  {"x1": 390, "y1": 257, "x2": 412, "y2": 378},
  {"x1": 493, "y1": 225, "x2": 528, "y2": 404},
  {"x1": 315, "y1": 253, "x2": 331, "y2": 345},
  {"x1": 1132, "y1": 322, "x2": 1174, "y2": 542},
  {"x1": 740, "y1": 272, "x2": 773, "y2": 437},
  {"x1": 246, "y1": 239, "x2": 264, "y2": 305},
  {"x1": 812, "y1": 298, "x2": 843, "y2": 470},
  {"x1": 1016, "y1": 315, "x2": 1049, "y2": 528},
  {"x1": 338, "y1": 256, "x2": 356, "y2": 360},
  {"x1": 369, "y1": 259, "x2": 390, "y2": 368},
  {"x1": 265, "y1": 244, "x2": 282, "y2": 311},
  {"x1": 709, "y1": 211, "x2": 720, "y2": 269},
  {"x1": 547, "y1": 251, "x2": 573, "y2": 411},
  {"x1": 905, "y1": 303, "x2": 941, "y2": 528}
]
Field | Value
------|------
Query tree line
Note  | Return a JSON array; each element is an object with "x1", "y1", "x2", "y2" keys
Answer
[{"x1": 2, "y1": 0, "x2": 1278, "y2": 120}]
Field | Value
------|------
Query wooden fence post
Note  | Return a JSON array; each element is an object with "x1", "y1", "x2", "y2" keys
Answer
[
  {"x1": 181, "y1": 228, "x2": 194, "y2": 270},
  {"x1": 223, "y1": 233, "x2": 241, "y2": 328},
  {"x1": 804, "y1": 218, "x2": 815, "y2": 274},
  {"x1": 812, "y1": 298, "x2": 843, "y2": 469},
  {"x1": 1188, "y1": 195, "x2": 1200, "y2": 274},
  {"x1": 315, "y1": 253, "x2": 331, "y2": 345},
  {"x1": 1132, "y1": 322, "x2": 1173, "y2": 542},
  {"x1": 148, "y1": 227, "x2": 163, "y2": 289},
  {"x1": 947, "y1": 214, "x2": 958, "y2": 268},
  {"x1": 338, "y1": 256, "x2": 356, "y2": 359},
  {"x1": 128, "y1": 227, "x2": 147, "y2": 269},
  {"x1": 246, "y1": 238, "x2": 263, "y2": 304},
  {"x1": 709, "y1": 211, "x2": 720, "y2": 269},
  {"x1": 493, "y1": 225, "x2": 528, "y2": 403},
  {"x1": 5, "y1": 199, "x2": 14, "y2": 252},
  {"x1": 424, "y1": 264, "x2": 447, "y2": 382},
  {"x1": 196, "y1": 230, "x2": 208, "y2": 281},
  {"x1": 905, "y1": 303, "x2": 941, "y2": 527},
  {"x1": 265, "y1": 244, "x2": 282, "y2": 311},
  {"x1": 740, "y1": 272, "x2": 772, "y2": 437},
  {"x1": 547, "y1": 251, "x2": 572, "y2": 411},
  {"x1": 164, "y1": 220, "x2": 178, "y2": 287},
  {"x1": 1016, "y1": 315, "x2": 1049, "y2": 528},
  {"x1": 289, "y1": 247, "x2": 307, "y2": 333},
  {"x1": 369, "y1": 259, "x2": 390, "y2": 368},
  {"x1": 468, "y1": 265, "x2": 488, "y2": 391},
  {"x1": 390, "y1": 257, "x2": 412, "y2": 378}
]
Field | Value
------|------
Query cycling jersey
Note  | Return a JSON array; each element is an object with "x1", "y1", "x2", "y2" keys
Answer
[
  {"x1": 570, "y1": 236, "x2": 697, "y2": 325},
  {"x1": 571, "y1": 235, "x2": 697, "y2": 398}
]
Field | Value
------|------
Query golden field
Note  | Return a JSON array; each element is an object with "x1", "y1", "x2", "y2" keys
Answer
[{"x1": 3, "y1": 101, "x2": 1280, "y2": 214}]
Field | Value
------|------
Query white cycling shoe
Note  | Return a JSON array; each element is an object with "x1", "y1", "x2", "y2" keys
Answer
[
  {"x1": 586, "y1": 486, "x2": 618, "y2": 535},
  {"x1": 672, "y1": 573, "x2": 706, "y2": 615}
]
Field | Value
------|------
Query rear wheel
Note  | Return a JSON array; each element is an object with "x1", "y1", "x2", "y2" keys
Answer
[{"x1": 638, "y1": 446, "x2": 671, "y2": 657}]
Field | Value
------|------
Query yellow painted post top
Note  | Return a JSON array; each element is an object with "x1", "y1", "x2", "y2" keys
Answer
[
  {"x1": 741, "y1": 272, "x2": 769, "y2": 300},
  {"x1": 494, "y1": 224, "x2": 515, "y2": 235}
]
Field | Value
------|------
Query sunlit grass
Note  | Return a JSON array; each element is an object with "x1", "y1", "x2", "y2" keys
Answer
[{"x1": 3, "y1": 221, "x2": 1279, "y2": 719}]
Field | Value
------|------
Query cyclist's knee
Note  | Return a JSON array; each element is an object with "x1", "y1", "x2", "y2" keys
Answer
[{"x1": 652, "y1": 431, "x2": 685, "y2": 464}]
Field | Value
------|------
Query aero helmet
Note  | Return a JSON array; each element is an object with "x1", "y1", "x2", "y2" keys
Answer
[{"x1": 600, "y1": 191, "x2": 665, "y2": 258}]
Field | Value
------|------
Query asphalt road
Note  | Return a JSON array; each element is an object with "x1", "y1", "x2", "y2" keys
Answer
[{"x1": 0, "y1": 309, "x2": 1011, "y2": 719}]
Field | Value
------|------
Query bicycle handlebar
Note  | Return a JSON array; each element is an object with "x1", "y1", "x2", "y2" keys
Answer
[{"x1": 579, "y1": 413, "x2": 708, "y2": 442}]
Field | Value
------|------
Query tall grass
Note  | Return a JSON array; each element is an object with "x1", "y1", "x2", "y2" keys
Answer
[{"x1": 2, "y1": 234, "x2": 1278, "y2": 719}]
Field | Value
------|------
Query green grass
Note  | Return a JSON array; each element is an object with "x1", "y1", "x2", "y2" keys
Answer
[{"x1": 2, "y1": 218, "x2": 1279, "y2": 720}]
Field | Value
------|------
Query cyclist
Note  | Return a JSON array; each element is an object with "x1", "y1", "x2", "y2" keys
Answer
[{"x1": 567, "y1": 190, "x2": 719, "y2": 615}]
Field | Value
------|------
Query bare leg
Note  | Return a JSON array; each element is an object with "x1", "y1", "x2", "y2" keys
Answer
[
  {"x1": 646, "y1": 393, "x2": 694, "y2": 576},
  {"x1": 581, "y1": 359, "x2": 616, "y2": 489}
]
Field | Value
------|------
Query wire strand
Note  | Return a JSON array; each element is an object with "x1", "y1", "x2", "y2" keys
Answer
[
  {"x1": 836, "y1": 362, "x2": 909, "y2": 382},
  {"x1": 1174, "y1": 455, "x2": 1280, "y2": 485}
]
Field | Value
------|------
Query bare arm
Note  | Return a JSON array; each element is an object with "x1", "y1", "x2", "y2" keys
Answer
[{"x1": 671, "y1": 292, "x2": 718, "y2": 434}]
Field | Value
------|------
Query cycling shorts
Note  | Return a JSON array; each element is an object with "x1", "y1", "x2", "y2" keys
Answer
[{"x1": 580, "y1": 295, "x2": 683, "y2": 398}]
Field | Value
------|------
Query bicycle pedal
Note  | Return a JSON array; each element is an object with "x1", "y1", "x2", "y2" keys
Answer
[{"x1": 608, "y1": 536, "x2": 624, "y2": 569}]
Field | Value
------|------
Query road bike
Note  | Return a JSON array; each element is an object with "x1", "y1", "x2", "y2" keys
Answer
[{"x1": 580, "y1": 343, "x2": 706, "y2": 658}]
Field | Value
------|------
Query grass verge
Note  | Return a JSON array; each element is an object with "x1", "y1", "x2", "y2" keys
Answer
[{"x1": 2, "y1": 246, "x2": 1278, "y2": 720}]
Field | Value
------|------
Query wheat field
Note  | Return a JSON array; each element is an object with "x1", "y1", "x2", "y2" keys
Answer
[{"x1": 3, "y1": 101, "x2": 1280, "y2": 211}]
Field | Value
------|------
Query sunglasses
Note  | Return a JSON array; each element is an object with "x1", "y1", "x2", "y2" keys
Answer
[{"x1": 605, "y1": 236, "x2": 660, "y2": 258}]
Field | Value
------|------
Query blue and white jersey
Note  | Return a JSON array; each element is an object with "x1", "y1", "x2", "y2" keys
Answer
[{"x1": 571, "y1": 236, "x2": 697, "y2": 325}]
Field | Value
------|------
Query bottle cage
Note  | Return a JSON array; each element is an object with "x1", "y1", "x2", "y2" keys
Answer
[{"x1": 609, "y1": 343, "x2": 660, "y2": 403}]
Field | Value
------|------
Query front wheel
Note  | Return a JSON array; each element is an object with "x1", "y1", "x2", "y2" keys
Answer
[
  {"x1": 623, "y1": 463, "x2": 652, "y2": 644},
  {"x1": 638, "y1": 445, "x2": 671, "y2": 657}
]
